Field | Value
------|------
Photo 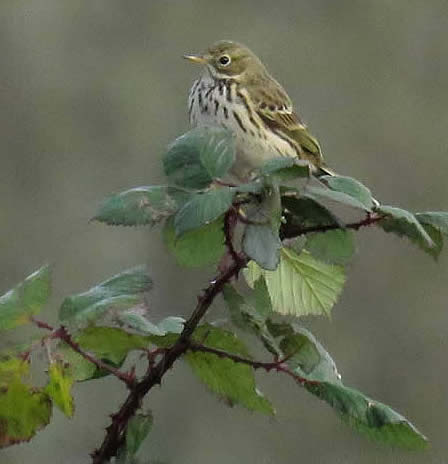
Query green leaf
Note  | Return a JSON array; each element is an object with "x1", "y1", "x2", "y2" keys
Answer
[
  {"x1": 146, "y1": 333, "x2": 180, "y2": 349},
  {"x1": 282, "y1": 333, "x2": 325, "y2": 377},
  {"x1": 142, "y1": 319, "x2": 185, "y2": 348},
  {"x1": 259, "y1": 157, "x2": 310, "y2": 183},
  {"x1": 117, "y1": 309, "x2": 165, "y2": 336},
  {"x1": 75, "y1": 327, "x2": 150, "y2": 366},
  {"x1": 222, "y1": 284, "x2": 254, "y2": 330},
  {"x1": 93, "y1": 186, "x2": 190, "y2": 226},
  {"x1": 198, "y1": 127, "x2": 236, "y2": 178},
  {"x1": 0, "y1": 265, "x2": 51, "y2": 331},
  {"x1": 163, "y1": 127, "x2": 235, "y2": 189},
  {"x1": 321, "y1": 175, "x2": 374, "y2": 210},
  {"x1": 225, "y1": 277, "x2": 273, "y2": 322},
  {"x1": 260, "y1": 157, "x2": 295, "y2": 173},
  {"x1": 260, "y1": 157, "x2": 309, "y2": 178},
  {"x1": 250, "y1": 277, "x2": 273, "y2": 319},
  {"x1": 156, "y1": 316, "x2": 185, "y2": 335},
  {"x1": 415, "y1": 212, "x2": 448, "y2": 258},
  {"x1": 163, "y1": 216, "x2": 225, "y2": 268},
  {"x1": 274, "y1": 165, "x2": 311, "y2": 182},
  {"x1": 419, "y1": 224, "x2": 443, "y2": 259},
  {"x1": 118, "y1": 307, "x2": 185, "y2": 337},
  {"x1": 45, "y1": 360, "x2": 74, "y2": 418},
  {"x1": 306, "y1": 229, "x2": 355, "y2": 265},
  {"x1": 223, "y1": 283, "x2": 279, "y2": 356},
  {"x1": 242, "y1": 185, "x2": 283, "y2": 261},
  {"x1": 174, "y1": 188, "x2": 234, "y2": 236},
  {"x1": 234, "y1": 180, "x2": 264, "y2": 194},
  {"x1": 282, "y1": 196, "x2": 341, "y2": 228},
  {"x1": 242, "y1": 224, "x2": 282, "y2": 271},
  {"x1": 55, "y1": 344, "x2": 97, "y2": 382},
  {"x1": 185, "y1": 325, "x2": 275, "y2": 415},
  {"x1": 244, "y1": 248, "x2": 346, "y2": 317},
  {"x1": 377, "y1": 205, "x2": 435, "y2": 250},
  {"x1": 59, "y1": 266, "x2": 152, "y2": 325},
  {"x1": 416, "y1": 211, "x2": 448, "y2": 235},
  {"x1": 269, "y1": 324, "x2": 340, "y2": 382},
  {"x1": 55, "y1": 327, "x2": 151, "y2": 382},
  {"x1": 125, "y1": 412, "x2": 153, "y2": 457},
  {"x1": 304, "y1": 184, "x2": 371, "y2": 211},
  {"x1": 267, "y1": 324, "x2": 427, "y2": 449},
  {"x1": 0, "y1": 381, "x2": 52, "y2": 448},
  {"x1": 262, "y1": 183, "x2": 283, "y2": 231},
  {"x1": 307, "y1": 382, "x2": 428, "y2": 450}
]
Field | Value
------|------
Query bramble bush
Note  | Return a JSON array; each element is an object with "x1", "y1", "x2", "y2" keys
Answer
[{"x1": 1, "y1": 126, "x2": 448, "y2": 462}]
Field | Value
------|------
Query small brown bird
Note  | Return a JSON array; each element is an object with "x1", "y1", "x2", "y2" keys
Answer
[{"x1": 184, "y1": 40, "x2": 333, "y2": 181}]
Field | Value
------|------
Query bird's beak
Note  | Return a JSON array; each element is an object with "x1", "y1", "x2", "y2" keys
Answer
[{"x1": 183, "y1": 54, "x2": 208, "y2": 65}]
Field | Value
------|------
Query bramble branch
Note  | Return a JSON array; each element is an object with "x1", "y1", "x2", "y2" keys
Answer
[
  {"x1": 223, "y1": 208, "x2": 242, "y2": 265},
  {"x1": 187, "y1": 342, "x2": 319, "y2": 387},
  {"x1": 91, "y1": 258, "x2": 246, "y2": 463},
  {"x1": 91, "y1": 210, "x2": 381, "y2": 462},
  {"x1": 31, "y1": 318, "x2": 136, "y2": 387},
  {"x1": 280, "y1": 212, "x2": 384, "y2": 239}
]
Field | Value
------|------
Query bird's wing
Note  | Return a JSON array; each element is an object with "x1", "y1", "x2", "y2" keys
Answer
[{"x1": 249, "y1": 78, "x2": 324, "y2": 166}]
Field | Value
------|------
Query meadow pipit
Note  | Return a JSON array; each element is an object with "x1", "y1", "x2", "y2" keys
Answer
[{"x1": 184, "y1": 40, "x2": 334, "y2": 181}]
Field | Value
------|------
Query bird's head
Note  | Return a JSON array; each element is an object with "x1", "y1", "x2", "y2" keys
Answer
[{"x1": 184, "y1": 40, "x2": 265, "y2": 80}]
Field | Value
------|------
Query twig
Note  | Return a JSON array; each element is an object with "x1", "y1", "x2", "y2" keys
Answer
[
  {"x1": 280, "y1": 212, "x2": 384, "y2": 239},
  {"x1": 91, "y1": 258, "x2": 247, "y2": 463},
  {"x1": 223, "y1": 208, "x2": 244, "y2": 265},
  {"x1": 32, "y1": 318, "x2": 54, "y2": 331},
  {"x1": 31, "y1": 318, "x2": 136, "y2": 387},
  {"x1": 90, "y1": 209, "x2": 382, "y2": 461},
  {"x1": 187, "y1": 342, "x2": 318, "y2": 387},
  {"x1": 143, "y1": 347, "x2": 167, "y2": 374},
  {"x1": 55, "y1": 326, "x2": 136, "y2": 387}
]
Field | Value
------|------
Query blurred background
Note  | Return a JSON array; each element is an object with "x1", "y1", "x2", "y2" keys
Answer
[{"x1": 1, "y1": 1, "x2": 448, "y2": 463}]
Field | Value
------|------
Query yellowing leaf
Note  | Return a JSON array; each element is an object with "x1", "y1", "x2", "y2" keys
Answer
[
  {"x1": 0, "y1": 382, "x2": 51, "y2": 448},
  {"x1": 245, "y1": 248, "x2": 345, "y2": 317},
  {"x1": 0, "y1": 357, "x2": 30, "y2": 385},
  {"x1": 45, "y1": 361, "x2": 74, "y2": 417}
]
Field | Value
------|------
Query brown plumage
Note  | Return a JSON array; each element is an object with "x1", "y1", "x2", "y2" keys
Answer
[{"x1": 185, "y1": 40, "x2": 334, "y2": 180}]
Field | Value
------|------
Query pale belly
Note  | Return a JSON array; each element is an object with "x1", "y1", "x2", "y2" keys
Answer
[{"x1": 188, "y1": 78, "x2": 297, "y2": 181}]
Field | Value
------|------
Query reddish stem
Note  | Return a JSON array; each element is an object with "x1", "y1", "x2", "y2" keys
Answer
[
  {"x1": 187, "y1": 342, "x2": 319, "y2": 386},
  {"x1": 91, "y1": 259, "x2": 246, "y2": 463},
  {"x1": 280, "y1": 212, "x2": 384, "y2": 239},
  {"x1": 31, "y1": 318, "x2": 136, "y2": 387}
]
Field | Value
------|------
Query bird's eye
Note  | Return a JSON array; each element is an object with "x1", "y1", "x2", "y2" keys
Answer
[{"x1": 218, "y1": 55, "x2": 231, "y2": 66}]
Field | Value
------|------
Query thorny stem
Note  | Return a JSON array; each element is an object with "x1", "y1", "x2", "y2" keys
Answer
[
  {"x1": 29, "y1": 210, "x2": 380, "y2": 463},
  {"x1": 280, "y1": 212, "x2": 384, "y2": 239},
  {"x1": 90, "y1": 211, "x2": 379, "y2": 462},
  {"x1": 223, "y1": 208, "x2": 241, "y2": 265},
  {"x1": 187, "y1": 342, "x2": 319, "y2": 387},
  {"x1": 91, "y1": 258, "x2": 246, "y2": 463}
]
